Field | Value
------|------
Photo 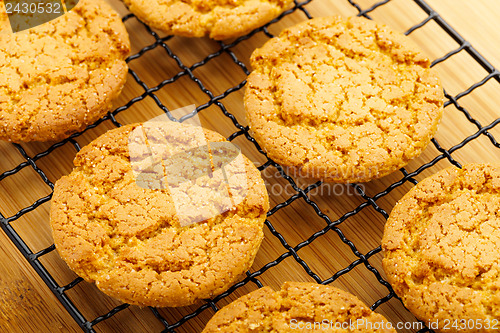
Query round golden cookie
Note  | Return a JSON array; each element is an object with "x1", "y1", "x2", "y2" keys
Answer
[
  {"x1": 122, "y1": 0, "x2": 294, "y2": 40},
  {"x1": 202, "y1": 281, "x2": 396, "y2": 332},
  {"x1": 382, "y1": 164, "x2": 500, "y2": 331},
  {"x1": 244, "y1": 16, "x2": 444, "y2": 183},
  {"x1": 50, "y1": 122, "x2": 269, "y2": 307},
  {"x1": 0, "y1": 0, "x2": 130, "y2": 142}
]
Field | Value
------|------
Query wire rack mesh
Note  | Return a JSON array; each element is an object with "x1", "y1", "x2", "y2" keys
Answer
[{"x1": 1, "y1": 0, "x2": 499, "y2": 332}]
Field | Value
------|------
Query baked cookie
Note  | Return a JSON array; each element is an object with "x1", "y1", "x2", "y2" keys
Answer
[
  {"x1": 245, "y1": 16, "x2": 444, "y2": 183},
  {"x1": 382, "y1": 164, "x2": 500, "y2": 331},
  {"x1": 0, "y1": 0, "x2": 130, "y2": 142},
  {"x1": 50, "y1": 121, "x2": 269, "y2": 307},
  {"x1": 202, "y1": 281, "x2": 396, "y2": 332},
  {"x1": 122, "y1": 0, "x2": 294, "y2": 40}
]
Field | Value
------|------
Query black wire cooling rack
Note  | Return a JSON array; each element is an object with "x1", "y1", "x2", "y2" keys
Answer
[{"x1": 1, "y1": 0, "x2": 500, "y2": 332}]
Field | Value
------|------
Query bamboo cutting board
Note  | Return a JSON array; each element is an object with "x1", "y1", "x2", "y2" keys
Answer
[{"x1": 1, "y1": 0, "x2": 500, "y2": 332}]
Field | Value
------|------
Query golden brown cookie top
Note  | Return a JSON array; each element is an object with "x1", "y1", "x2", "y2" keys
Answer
[
  {"x1": 50, "y1": 122, "x2": 269, "y2": 307},
  {"x1": 0, "y1": 1, "x2": 10, "y2": 33},
  {"x1": 245, "y1": 16, "x2": 444, "y2": 183},
  {"x1": 202, "y1": 281, "x2": 397, "y2": 332},
  {"x1": 382, "y1": 164, "x2": 500, "y2": 329},
  {"x1": 0, "y1": 0, "x2": 130, "y2": 142},
  {"x1": 122, "y1": 0, "x2": 294, "y2": 40}
]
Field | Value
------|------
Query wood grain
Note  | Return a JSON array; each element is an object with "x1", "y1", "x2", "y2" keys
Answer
[{"x1": 1, "y1": 0, "x2": 500, "y2": 332}]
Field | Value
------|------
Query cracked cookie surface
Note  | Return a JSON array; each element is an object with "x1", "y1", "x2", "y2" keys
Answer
[
  {"x1": 50, "y1": 122, "x2": 269, "y2": 307},
  {"x1": 245, "y1": 16, "x2": 444, "y2": 183},
  {"x1": 202, "y1": 281, "x2": 396, "y2": 332},
  {"x1": 0, "y1": 0, "x2": 130, "y2": 142},
  {"x1": 122, "y1": 0, "x2": 294, "y2": 40},
  {"x1": 382, "y1": 164, "x2": 500, "y2": 331}
]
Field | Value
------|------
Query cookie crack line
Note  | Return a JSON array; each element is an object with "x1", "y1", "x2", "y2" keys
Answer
[
  {"x1": 266, "y1": 24, "x2": 433, "y2": 133},
  {"x1": 73, "y1": 150, "x2": 235, "y2": 265}
]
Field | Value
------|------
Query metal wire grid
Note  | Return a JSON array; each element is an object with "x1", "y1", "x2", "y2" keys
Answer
[{"x1": 0, "y1": 0, "x2": 499, "y2": 331}]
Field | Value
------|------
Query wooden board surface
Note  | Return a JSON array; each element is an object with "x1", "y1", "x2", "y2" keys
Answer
[{"x1": 1, "y1": 0, "x2": 500, "y2": 332}]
